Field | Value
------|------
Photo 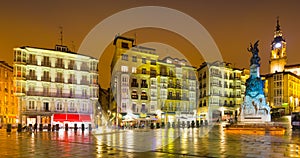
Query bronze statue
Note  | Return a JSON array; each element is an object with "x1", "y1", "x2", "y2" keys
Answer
[{"x1": 247, "y1": 40, "x2": 260, "y2": 66}]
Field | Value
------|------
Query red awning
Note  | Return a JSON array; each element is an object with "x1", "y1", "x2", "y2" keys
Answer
[{"x1": 53, "y1": 114, "x2": 91, "y2": 122}]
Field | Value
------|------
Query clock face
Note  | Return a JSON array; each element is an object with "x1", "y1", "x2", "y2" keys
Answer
[{"x1": 275, "y1": 42, "x2": 282, "y2": 48}]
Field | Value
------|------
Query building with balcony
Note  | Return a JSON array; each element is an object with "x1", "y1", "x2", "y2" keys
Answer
[
  {"x1": 197, "y1": 61, "x2": 249, "y2": 122},
  {"x1": 0, "y1": 61, "x2": 17, "y2": 126},
  {"x1": 110, "y1": 36, "x2": 197, "y2": 126},
  {"x1": 13, "y1": 45, "x2": 99, "y2": 127}
]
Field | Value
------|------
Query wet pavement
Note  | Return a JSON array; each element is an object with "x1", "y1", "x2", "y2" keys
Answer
[{"x1": 0, "y1": 117, "x2": 300, "y2": 158}]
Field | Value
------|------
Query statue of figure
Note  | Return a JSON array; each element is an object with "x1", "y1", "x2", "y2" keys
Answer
[{"x1": 247, "y1": 40, "x2": 260, "y2": 66}]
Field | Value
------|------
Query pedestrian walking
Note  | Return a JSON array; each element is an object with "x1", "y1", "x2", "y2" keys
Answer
[{"x1": 34, "y1": 123, "x2": 37, "y2": 132}]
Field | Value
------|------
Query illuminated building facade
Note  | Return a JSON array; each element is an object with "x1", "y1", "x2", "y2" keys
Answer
[
  {"x1": 269, "y1": 18, "x2": 287, "y2": 74},
  {"x1": 266, "y1": 18, "x2": 300, "y2": 114},
  {"x1": 0, "y1": 61, "x2": 17, "y2": 126},
  {"x1": 111, "y1": 36, "x2": 197, "y2": 126},
  {"x1": 13, "y1": 45, "x2": 99, "y2": 127},
  {"x1": 198, "y1": 61, "x2": 249, "y2": 122}
]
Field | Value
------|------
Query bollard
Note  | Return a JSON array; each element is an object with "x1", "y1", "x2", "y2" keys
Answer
[
  {"x1": 39, "y1": 124, "x2": 43, "y2": 131},
  {"x1": 65, "y1": 124, "x2": 68, "y2": 131},
  {"x1": 47, "y1": 124, "x2": 51, "y2": 132},
  {"x1": 7, "y1": 124, "x2": 12, "y2": 132},
  {"x1": 56, "y1": 124, "x2": 59, "y2": 131},
  {"x1": 81, "y1": 124, "x2": 85, "y2": 132},
  {"x1": 74, "y1": 124, "x2": 78, "y2": 132},
  {"x1": 52, "y1": 125, "x2": 55, "y2": 131},
  {"x1": 17, "y1": 124, "x2": 22, "y2": 132},
  {"x1": 88, "y1": 124, "x2": 92, "y2": 132}
]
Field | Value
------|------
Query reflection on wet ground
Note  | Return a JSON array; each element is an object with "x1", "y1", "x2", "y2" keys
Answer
[{"x1": 0, "y1": 121, "x2": 299, "y2": 157}]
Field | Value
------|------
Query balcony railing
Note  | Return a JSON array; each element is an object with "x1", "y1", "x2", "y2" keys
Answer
[
  {"x1": 26, "y1": 91, "x2": 91, "y2": 98},
  {"x1": 131, "y1": 83, "x2": 138, "y2": 87},
  {"x1": 141, "y1": 96, "x2": 148, "y2": 100},
  {"x1": 55, "y1": 64, "x2": 65, "y2": 69},
  {"x1": 80, "y1": 66, "x2": 89, "y2": 71},
  {"x1": 68, "y1": 79, "x2": 77, "y2": 84},
  {"x1": 27, "y1": 60, "x2": 37, "y2": 65},
  {"x1": 41, "y1": 62, "x2": 51, "y2": 67},
  {"x1": 131, "y1": 95, "x2": 138, "y2": 99},
  {"x1": 68, "y1": 64, "x2": 77, "y2": 70},
  {"x1": 26, "y1": 75, "x2": 37, "y2": 80},
  {"x1": 80, "y1": 80, "x2": 89, "y2": 85},
  {"x1": 55, "y1": 78, "x2": 64, "y2": 83},
  {"x1": 41, "y1": 77, "x2": 51, "y2": 82},
  {"x1": 141, "y1": 84, "x2": 148, "y2": 88}
]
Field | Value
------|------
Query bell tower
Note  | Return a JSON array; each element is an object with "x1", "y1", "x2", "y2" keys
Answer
[{"x1": 269, "y1": 17, "x2": 287, "y2": 73}]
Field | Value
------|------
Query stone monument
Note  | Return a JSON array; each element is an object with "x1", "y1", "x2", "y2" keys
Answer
[{"x1": 239, "y1": 40, "x2": 271, "y2": 122}]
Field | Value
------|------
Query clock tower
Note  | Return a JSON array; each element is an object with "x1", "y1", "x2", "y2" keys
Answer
[{"x1": 269, "y1": 17, "x2": 287, "y2": 73}]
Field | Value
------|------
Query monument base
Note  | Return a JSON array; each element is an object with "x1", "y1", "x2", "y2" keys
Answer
[
  {"x1": 239, "y1": 114, "x2": 271, "y2": 123},
  {"x1": 224, "y1": 122, "x2": 286, "y2": 135}
]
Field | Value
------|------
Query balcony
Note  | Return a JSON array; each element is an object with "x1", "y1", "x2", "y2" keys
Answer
[
  {"x1": 68, "y1": 64, "x2": 77, "y2": 70},
  {"x1": 27, "y1": 60, "x2": 37, "y2": 65},
  {"x1": 41, "y1": 77, "x2": 51, "y2": 82},
  {"x1": 160, "y1": 72, "x2": 168, "y2": 76},
  {"x1": 131, "y1": 82, "x2": 138, "y2": 87},
  {"x1": 80, "y1": 80, "x2": 89, "y2": 85},
  {"x1": 141, "y1": 84, "x2": 148, "y2": 88},
  {"x1": 55, "y1": 78, "x2": 64, "y2": 83},
  {"x1": 150, "y1": 72, "x2": 156, "y2": 78},
  {"x1": 176, "y1": 84, "x2": 182, "y2": 89},
  {"x1": 80, "y1": 66, "x2": 89, "y2": 72},
  {"x1": 26, "y1": 75, "x2": 37, "y2": 80},
  {"x1": 141, "y1": 95, "x2": 148, "y2": 100},
  {"x1": 55, "y1": 64, "x2": 65, "y2": 69},
  {"x1": 41, "y1": 62, "x2": 51, "y2": 67},
  {"x1": 14, "y1": 57, "x2": 26, "y2": 63},
  {"x1": 131, "y1": 95, "x2": 138, "y2": 99},
  {"x1": 68, "y1": 79, "x2": 77, "y2": 84}
]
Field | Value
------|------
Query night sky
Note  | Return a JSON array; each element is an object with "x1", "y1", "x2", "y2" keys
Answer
[{"x1": 1, "y1": 0, "x2": 300, "y2": 89}]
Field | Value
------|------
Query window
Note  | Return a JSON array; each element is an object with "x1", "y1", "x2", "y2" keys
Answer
[
  {"x1": 121, "y1": 42, "x2": 129, "y2": 49},
  {"x1": 43, "y1": 102, "x2": 49, "y2": 111},
  {"x1": 132, "y1": 103, "x2": 136, "y2": 112},
  {"x1": 28, "y1": 101, "x2": 35, "y2": 110},
  {"x1": 56, "y1": 102, "x2": 63, "y2": 111},
  {"x1": 141, "y1": 103, "x2": 146, "y2": 113},
  {"x1": 132, "y1": 67, "x2": 137, "y2": 73},
  {"x1": 57, "y1": 87, "x2": 62, "y2": 96},
  {"x1": 142, "y1": 68, "x2": 146, "y2": 74},
  {"x1": 43, "y1": 71, "x2": 50, "y2": 81},
  {"x1": 150, "y1": 60, "x2": 156, "y2": 65},
  {"x1": 142, "y1": 58, "x2": 146, "y2": 64},
  {"x1": 43, "y1": 86, "x2": 49, "y2": 95},
  {"x1": 80, "y1": 103, "x2": 88, "y2": 112},
  {"x1": 82, "y1": 89, "x2": 87, "y2": 97},
  {"x1": 42, "y1": 56, "x2": 50, "y2": 66},
  {"x1": 69, "y1": 102, "x2": 75, "y2": 112},
  {"x1": 122, "y1": 54, "x2": 128, "y2": 61},
  {"x1": 122, "y1": 103, "x2": 126, "y2": 109},
  {"x1": 132, "y1": 56, "x2": 137, "y2": 62},
  {"x1": 121, "y1": 66, "x2": 128, "y2": 72}
]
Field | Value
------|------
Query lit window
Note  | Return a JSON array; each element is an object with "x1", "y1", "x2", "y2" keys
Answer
[
  {"x1": 132, "y1": 67, "x2": 137, "y2": 73},
  {"x1": 121, "y1": 66, "x2": 128, "y2": 72}
]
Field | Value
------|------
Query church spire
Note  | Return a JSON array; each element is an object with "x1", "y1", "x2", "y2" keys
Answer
[
  {"x1": 274, "y1": 16, "x2": 283, "y2": 37},
  {"x1": 276, "y1": 16, "x2": 281, "y2": 31}
]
